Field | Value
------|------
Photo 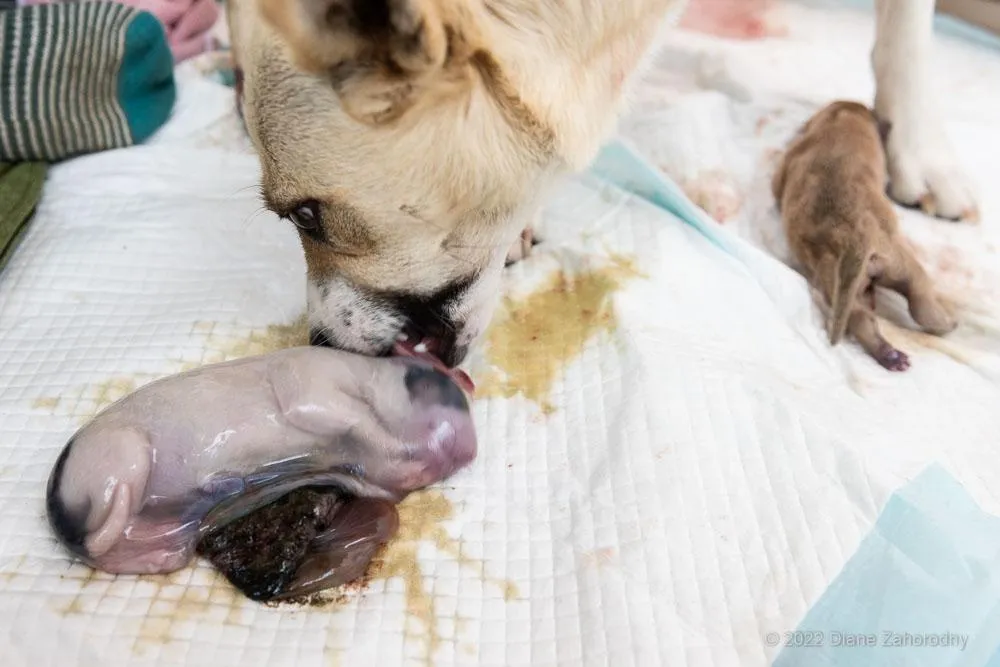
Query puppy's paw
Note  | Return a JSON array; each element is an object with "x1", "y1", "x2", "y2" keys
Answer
[
  {"x1": 505, "y1": 228, "x2": 539, "y2": 266},
  {"x1": 913, "y1": 299, "x2": 958, "y2": 337},
  {"x1": 874, "y1": 343, "x2": 911, "y2": 372},
  {"x1": 879, "y1": 114, "x2": 980, "y2": 223}
]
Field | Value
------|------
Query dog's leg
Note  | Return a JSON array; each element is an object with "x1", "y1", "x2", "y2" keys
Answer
[
  {"x1": 880, "y1": 243, "x2": 958, "y2": 335},
  {"x1": 872, "y1": 0, "x2": 979, "y2": 222},
  {"x1": 847, "y1": 307, "x2": 911, "y2": 371}
]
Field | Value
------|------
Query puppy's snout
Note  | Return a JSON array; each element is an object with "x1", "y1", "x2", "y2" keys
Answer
[{"x1": 404, "y1": 366, "x2": 470, "y2": 413}]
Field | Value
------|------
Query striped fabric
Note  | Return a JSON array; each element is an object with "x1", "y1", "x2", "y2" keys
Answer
[{"x1": 0, "y1": 3, "x2": 136, "y2": 161}]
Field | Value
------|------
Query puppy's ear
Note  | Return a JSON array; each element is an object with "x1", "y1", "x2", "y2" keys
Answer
[
  {"x1": 259, "y1": 0, "x2": 472, "y2": 125},
  {"x1": 825, "y1": 243, "x2": 872, "y2": 345}
]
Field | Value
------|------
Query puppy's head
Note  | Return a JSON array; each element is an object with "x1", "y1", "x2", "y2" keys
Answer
[
  {"x1": 799, "y1": 100, "x2": 875, "y2": 131},
  {"x1": 232, "y1": 0, "x2": 558, "y2": 366},
  {"x1": 774, "y1": 100, "x2": 887, "y2": 202}
]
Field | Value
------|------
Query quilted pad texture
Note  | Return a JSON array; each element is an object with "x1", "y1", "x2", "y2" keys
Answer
[{"x1": 2, "y1": 1, "x2": 1000, "y2": 665}]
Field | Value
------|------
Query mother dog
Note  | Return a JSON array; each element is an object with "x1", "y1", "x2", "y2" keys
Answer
[{"x1": 226, "y1": 0, "x2": 979, "y2": 368}]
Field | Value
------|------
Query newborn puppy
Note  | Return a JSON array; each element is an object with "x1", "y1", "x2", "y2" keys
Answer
[
  {"x1": 47, "y1": 347, "x2": 476, "y2": 579},
  {"x1": 772, "y1": 100, "x2": 957, "y2": 370}
]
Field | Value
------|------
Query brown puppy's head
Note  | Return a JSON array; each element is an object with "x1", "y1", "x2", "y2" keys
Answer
[
  {"x1": 232, "y1": 0, "x2": 558, "y2": 366},
  {"x1": 797, "y1": 100, "x2": 879, "y2": 137},
  {"x1": 772, "y1": 100, "x2": 887, "y2": 205}
]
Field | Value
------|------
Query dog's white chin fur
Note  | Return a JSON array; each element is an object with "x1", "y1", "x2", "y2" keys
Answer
[{"x1": 306, "y1": 257, "x2": 504, "y2": 365}]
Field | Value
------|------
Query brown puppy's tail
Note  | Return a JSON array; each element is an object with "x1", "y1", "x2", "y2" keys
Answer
[{"x1": 826, "y1": 243, "x2": 871, "y2": 345}]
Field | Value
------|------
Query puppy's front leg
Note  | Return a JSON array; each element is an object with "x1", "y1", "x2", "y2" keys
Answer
[
  {"x1": 505, "y1": 204, "x2": 543, "y2": 266},
  {"x1": 872, "y1": 0, "x2": 979, "y2": 222}
]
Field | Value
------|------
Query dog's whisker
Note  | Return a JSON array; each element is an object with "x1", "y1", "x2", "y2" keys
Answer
[
  {"x1": 225, "y1": 184, "x2": 265, "y2": 200},
  {"x1": 241, "y1": 206, "x2": 270, "y2": 228}
]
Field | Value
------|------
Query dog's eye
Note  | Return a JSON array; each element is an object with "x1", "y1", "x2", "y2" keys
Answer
[
  {"x1": 289, "y1": 201, "x2": 320, "y2": 229},
  {"x1": 287, "y1": 200, "x2": 324, "y2": 239}
]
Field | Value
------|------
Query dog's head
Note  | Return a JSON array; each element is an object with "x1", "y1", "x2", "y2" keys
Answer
[{"x1": 230, "y1": 0, "x2": 560, "y2": 367}]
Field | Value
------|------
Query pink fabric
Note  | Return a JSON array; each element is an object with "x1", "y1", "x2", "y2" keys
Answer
[{"x1": 21, "y1": 0, "x2": 221, "y2": 62}]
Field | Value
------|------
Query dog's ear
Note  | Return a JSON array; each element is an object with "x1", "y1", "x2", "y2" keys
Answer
[{"x1": 259, "y1": 0, "x2": 472, "y2": 125}]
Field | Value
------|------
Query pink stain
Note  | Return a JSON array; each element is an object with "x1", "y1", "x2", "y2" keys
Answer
[{"x1": 679, "y1": 0, "x2": 788, "y2": 40}]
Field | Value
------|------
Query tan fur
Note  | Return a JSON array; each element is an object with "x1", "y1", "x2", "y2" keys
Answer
[
  {"x1": 225, "y1": 0, "x2": 685, "y2": 363},
  {"x1": 773, "y1": 100, "x2": 957, "y2": 370},
  {"x1": 226, "y1": 0, "x2": 969, "y2": 368}
]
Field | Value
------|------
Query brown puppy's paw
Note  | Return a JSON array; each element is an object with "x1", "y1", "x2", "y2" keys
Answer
[
  {"x1": 909, "y1": 295, "x2": 958, "y2": 337},
  {"x1": 505, "y1": 228, "x2": 538, "y2": 267},
  {"x1": 873, "y1": 343, "x2": 911, "y2": 372},
  {"x1": 260, "y1": 0, "x2": 456, "y2": 124},
  {"x1": 916, "y1": 306, "x2": 958, "y2": 337}
]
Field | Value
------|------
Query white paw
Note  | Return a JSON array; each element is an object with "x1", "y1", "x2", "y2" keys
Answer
[{"x1": 880, "y1": 113, "x2": 980, "y2": 223}]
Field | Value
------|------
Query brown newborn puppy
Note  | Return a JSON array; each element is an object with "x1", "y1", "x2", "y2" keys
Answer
[{"x1": 772, "y1": 100, "x2": 957, "y2": 371}]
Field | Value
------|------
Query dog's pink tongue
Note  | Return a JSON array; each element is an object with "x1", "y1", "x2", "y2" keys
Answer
[{"x1": 392, "y1": 341, "x2": 476, "y2": 396}]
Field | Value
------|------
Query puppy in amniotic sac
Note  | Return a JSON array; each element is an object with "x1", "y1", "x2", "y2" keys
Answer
[{"x1": 772, "y1": 100, "x2": 958, "y2": 371}]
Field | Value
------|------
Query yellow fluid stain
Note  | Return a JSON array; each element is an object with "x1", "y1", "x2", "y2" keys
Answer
[
  {"x1": 364, "y1": 489, "x2": 518, "y2": 666},
  {"x1": 0, "y1": 555, "x2": 28, "y2": 582},
  {"x1": 55, "y1": 566, "x2": 248, "y2": 653},
  {"x1": 90, "y1": 377, "x2": 139, "y2": 414},
  {"x1": 132, "y1": 572, "x2": 245, "y2": 654},
  {"x1": 33, "y1": 315, "x2": 309, "y2": 422},
  {"x1": 55, "y1": 568, "x2": 119, "y2": 616},
  {"x1": 477, "y1": 254, "x2": 643, "y2": 412},
  {"x1": 179, "y1": 315, "x2": 309, "y2": 369},
  {"x1": 33, "y1": 396, "x2": 60, "y2": 411},
  {"x1": 36, "y1": 374, "x2": 152, "y2": 425}
]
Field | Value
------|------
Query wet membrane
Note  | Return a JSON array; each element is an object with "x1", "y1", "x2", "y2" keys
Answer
[{"x1": 197, "y1": 487, "x2": 397, "y2": 603}]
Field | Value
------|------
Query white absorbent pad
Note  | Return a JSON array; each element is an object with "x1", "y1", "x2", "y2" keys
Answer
[{"x1": 3, "y1": 2, "x2": 1000, "y2": 666}]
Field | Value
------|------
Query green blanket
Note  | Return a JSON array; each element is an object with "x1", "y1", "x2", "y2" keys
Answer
[{"x1": 0, "y1": 162, "x2": 47, "y2": 271}]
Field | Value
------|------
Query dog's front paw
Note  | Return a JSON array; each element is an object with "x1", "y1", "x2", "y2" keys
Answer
[{"x1": 880, "y1": 115, "x2": 980, "y2": 223}]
